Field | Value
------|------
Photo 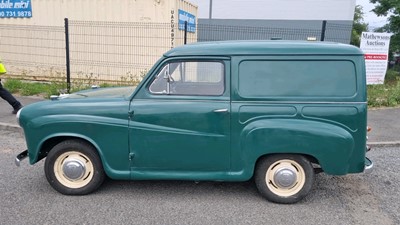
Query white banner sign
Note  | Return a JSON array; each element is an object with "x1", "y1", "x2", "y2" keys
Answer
[{"x1": 360, "y1": 32, "x2": 391, "y2": 85}]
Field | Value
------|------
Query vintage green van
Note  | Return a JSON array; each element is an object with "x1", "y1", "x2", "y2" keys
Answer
[{"x1": 15, "y1": 41, "x2": 372, "y2": 204}]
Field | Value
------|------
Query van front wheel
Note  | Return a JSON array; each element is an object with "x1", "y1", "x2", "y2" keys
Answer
[
  {"x1": 255, "y1": 154, "x2": 314, "y2": 204},
  {"x1": 44, "y1": 139, "x2": 105, "y2": 195}
]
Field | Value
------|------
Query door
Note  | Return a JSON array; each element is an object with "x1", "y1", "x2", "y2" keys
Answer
[{"x1": 129, "y1": 60, "x2": 231, "y2": 173}]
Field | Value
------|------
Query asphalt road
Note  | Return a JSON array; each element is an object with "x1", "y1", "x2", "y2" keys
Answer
[{"x1": 1, "y1": 129, "x2": 399, "y2": 225}]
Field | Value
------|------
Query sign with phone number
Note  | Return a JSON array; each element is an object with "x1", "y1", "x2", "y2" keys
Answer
[
  {"x1": 0, "y1": 0, "x2": 32, "y2": 18},
  {"x1": 178, "y1": 9, "x2": 196, "y2": 33}
]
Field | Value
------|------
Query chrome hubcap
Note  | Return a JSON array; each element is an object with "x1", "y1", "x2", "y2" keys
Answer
[
  {"x1": 273, "y1": 167, "x2": 297, "y2": 189},
  {"x1": 266, "y1": 159, "x2": 305, "y2": 197},
  {"x1": 62, "y1": 159, "x2": 86, "y2": 181}
]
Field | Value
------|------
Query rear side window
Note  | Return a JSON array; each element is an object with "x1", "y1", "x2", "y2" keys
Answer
[{"x1": 238, "y1": 60, "x2": 357, "y2": 98}]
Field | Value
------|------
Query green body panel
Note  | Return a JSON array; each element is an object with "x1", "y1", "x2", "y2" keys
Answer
[
  {"x1": 229, "y1": 53, "x2": 367, "y2": 176},
  {"x1": 230, "y1": 104, "x2": 366, "y2": 176},
  {"x1": 20, "y1": 97, "x2": 131, "y2": 179},
  {"x1": 128, "y1": 99, "x2": 231, "y2": 179},
  {"x1": 164, "y1": 41, "x2": 364, "y2": 57},
  {"x1": 19, "y1": 41, "x2": 368, "y2": 181}
]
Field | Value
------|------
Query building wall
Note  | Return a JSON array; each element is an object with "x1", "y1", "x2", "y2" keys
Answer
[
  {"x1": 0, "y1": 0, "x2": 198, "y2": 82},
  {"x1": 197, "y1": 19, "x2": 353, "y2": 44},
  {"x1": 2, "y1": 0, "x2": 197, "y2": 25},
  {"x1": 1, "y1": 0, "x2": 357, "y2": 83},
  {"x1": 191, "y1": 0, "x2": 355, "y2": 44},
  {"x1": 189, "y1": 0, "x2": 355, "y2": 21}
]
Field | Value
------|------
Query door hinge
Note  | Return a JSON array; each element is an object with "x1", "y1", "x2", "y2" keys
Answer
[{"x1": 129, "y1": 153, "x2": 135, "y2": 160}]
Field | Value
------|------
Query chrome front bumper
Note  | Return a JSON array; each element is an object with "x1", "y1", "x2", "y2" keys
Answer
[
  {"x1": 364, "y1": 144, "x2": 373, "y2": 174},
  {"x1": 364, "y1": 157, "x2": 373, "y2": 174},
  {"x1": 15, "y1": 150, "x2": 28, "y2": 167}
]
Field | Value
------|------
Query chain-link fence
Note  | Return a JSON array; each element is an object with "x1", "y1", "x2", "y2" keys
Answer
[
  {"x1": 196, "y1": 24, "x2": 323, "y2": 42},
  {"x1": 0, "y1": 20, "x2": 353, "y2": 87},
  {"x1": 0, "y1": 24, "x2": 65, "y2": 80}
]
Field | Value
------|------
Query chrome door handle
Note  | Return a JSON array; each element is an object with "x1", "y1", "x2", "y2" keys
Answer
[{"x1": 213, "y1": 108, "x2": 228, "y2": 113}]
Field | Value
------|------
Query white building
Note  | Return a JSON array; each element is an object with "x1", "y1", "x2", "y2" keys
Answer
[
  {"x1": 190, "y1": 0, "x2": 355, "y2": 21},
  {"x1": 0, "y1": 0, "x2": 198, "y2": 82},
  {"x1": 1, "y1": 0, "x2": 357, "y2": 82},
  {"x1": 189, "y1": 0, "x2": 356, "y2": 43}
]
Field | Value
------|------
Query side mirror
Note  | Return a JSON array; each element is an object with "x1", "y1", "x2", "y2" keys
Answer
[{"x1": 163, "y1": 64, "x2": 171, "y2": 94}]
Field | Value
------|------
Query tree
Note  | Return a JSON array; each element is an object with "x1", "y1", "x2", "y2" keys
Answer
[
  {"x1": 370, "y1": 0, "x2": 400, "y2": 59},
  {"x1": 351, "y1": 5, "x2": 368, "y2": 46}
]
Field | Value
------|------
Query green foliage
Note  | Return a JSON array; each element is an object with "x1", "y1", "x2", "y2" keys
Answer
[
  {"x1": 119, "y1": 70, "x2": 147, "y2": 86},
  {"x1": 368, "y1": 69, "x2": 400, "y2": 107},
  {"x1": 351, "y1": 5, "x2": 369, "y2": 46},
  {"x1": 69, "y1": 72, "x2": 100, "y2": 93},
  {"x1": 3, "y1": 61, "x2": 150, "y2": 94},
  {"x1": 370, "y1": 0, "x2": 400, "y2": 57},
  {"x1": 370, "y1": 0, "x2": 400, "y2": 20},
  {"x1": 384, "y1": 69, "x2": 400, "y2": 85},
  {"x1": 3, "y1": 79, "x2": 64, "y2": 98},
  {"x1": 2, "y1": 69, "x2": 147, "y2": 99},
  {"x1": 2, "y1": 79, "x2": 23, "y2": 93},
  {"x1": 366, "y1": 0, "x2": 400, "y2": 106}
]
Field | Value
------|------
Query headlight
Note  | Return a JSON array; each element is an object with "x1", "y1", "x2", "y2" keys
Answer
[{"x1": 16, "y1": 108, "x2": 22, "y2": 126}]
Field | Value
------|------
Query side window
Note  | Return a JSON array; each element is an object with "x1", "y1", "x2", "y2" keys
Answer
[
  {"x1": 149, "y1": 61, "x2": 224, "y2": 96},
  {"x1": 238, "y1": 60, "x2": 357, "y2": 98}
]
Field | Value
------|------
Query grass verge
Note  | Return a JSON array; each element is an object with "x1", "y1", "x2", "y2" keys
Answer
[
  {"x1": 3, "y1": 79, "x2": 64, "y2": 98},
  {"x1": 367, "y1": 69, "x2": 400, "y2": 108}
]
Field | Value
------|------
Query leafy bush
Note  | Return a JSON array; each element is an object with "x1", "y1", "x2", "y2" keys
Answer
[
  {"x1": 384, "y1": 69, "x2": 400, "y2": 85},
  {"x1": 3, "y1": 79, "x2": 65, "y2": 98},
  {"x1": 2, "y1": 79, "x2": 23, "y2": 93},
  {"x1": 368, "y1": 69, "x2": 400, "y2": 107}
]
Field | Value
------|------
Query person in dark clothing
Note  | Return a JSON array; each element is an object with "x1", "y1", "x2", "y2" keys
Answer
[{"x1": 0, "y1": 59, "x2": 23, "y2": 114}]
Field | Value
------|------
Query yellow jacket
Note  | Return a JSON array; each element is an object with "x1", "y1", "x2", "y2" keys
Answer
[{"x1": 0, "y1": 58, "x2": 6, "y2": 74}]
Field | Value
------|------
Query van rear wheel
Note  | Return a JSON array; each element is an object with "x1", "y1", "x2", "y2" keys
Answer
[{"x1": 255, "y1": 154, "x2": 314, "y2": 204}]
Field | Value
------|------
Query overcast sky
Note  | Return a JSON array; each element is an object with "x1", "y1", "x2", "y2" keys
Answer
[{"x1": 189, "y1": 0, "x2": 388, "y2": 29}]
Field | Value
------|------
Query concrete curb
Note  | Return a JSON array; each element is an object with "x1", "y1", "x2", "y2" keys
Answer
[
  {"x1": 0, "y1": 122, "x2": 21, "y2": 133},
  {"x1": 368, "y1": 142, "x2": 400, "y2": 147}
]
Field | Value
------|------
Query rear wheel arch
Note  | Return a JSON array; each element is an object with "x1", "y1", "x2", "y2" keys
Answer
[
  {"x1": 254, "y1": 153, "x2": 320, "y2": 174},
  {"x1": 242, "y1": 130, "x2": 353, "y2": 175},
  {"x1": 241, "y1": 119, "x2": 355, "y2": 174}
]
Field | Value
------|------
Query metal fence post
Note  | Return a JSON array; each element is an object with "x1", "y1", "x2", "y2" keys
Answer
[
  {"x1": 320, "y1": 20, "x2": 327, "y2": 41},
  {"x1": 184, "y1": 21, "x2": 188, "y2": 45},
  {"x1": 64, "y1": 18, "x2": 71, "y2": 93}
]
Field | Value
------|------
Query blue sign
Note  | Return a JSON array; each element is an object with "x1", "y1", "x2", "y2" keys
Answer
[
  {"x1": 178, "y1": 9, "x2": 196, "y2": 33},
  {"x1": 0, "y1": 0, "x2": 32, "y2": 18}
]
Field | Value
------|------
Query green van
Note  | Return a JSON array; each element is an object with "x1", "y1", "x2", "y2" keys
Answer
[{"x1": 15, "y1": 41, "x2": 372, "y2": 204}]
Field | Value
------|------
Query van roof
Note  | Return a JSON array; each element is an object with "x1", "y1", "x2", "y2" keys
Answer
[{"x1": 164, "y1": 40, "x2": 364, "y2": 57}]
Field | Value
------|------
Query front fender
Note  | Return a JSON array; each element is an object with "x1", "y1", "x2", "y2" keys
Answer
[
  {"x1": 241, "y1": 119, "x2": 355, "y2": 175},
  {"x1": 22, "y1": 115, "x2": 130, "y2": 180}
]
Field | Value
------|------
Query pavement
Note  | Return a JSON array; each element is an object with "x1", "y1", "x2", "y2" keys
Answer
[
  {"x1": 0, "y1": 95, "x2": 44, "y2": 132},
  {"x1": 0, "y1": 96, "x2": 399, "y2": 146}
]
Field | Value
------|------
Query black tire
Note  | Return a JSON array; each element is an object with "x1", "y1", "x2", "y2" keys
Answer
[
  {"x1": 44, "y1": 139, "x2": 105, "y2": 195},
  {"x1": 255, "y1": 154, "x2": 314, "y2": 204}
]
